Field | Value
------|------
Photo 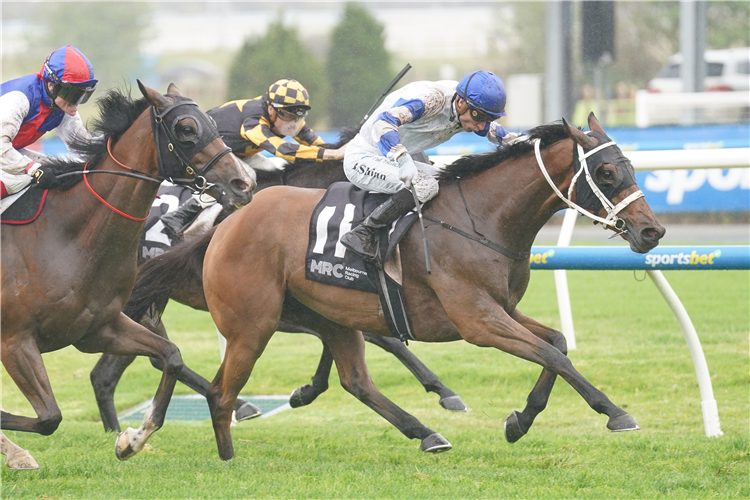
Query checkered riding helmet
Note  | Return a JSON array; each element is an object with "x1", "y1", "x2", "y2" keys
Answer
[{"x1": 266, "y1": 79, "x2": 311, "y2": 111}]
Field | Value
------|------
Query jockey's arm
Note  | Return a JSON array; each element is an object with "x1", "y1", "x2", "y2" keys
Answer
[
  {"x1": 242, "y1": 119, "x2": 327, "y2": 163},
  {"x1": 480, "y1": 121, "x2": 525, "y2": 146},
  {"x1": 372, "y1": 89, "x2": 443, "y2": 162},
  {"x1": 296, "y1": 124, "x2": 346, "y2": 161},
  {"x1": 56, "y1": 112, "x2": 96, "y2": 158},
  {"x1": 0, "y1": 91, "x2": 42, "y2": 176}
]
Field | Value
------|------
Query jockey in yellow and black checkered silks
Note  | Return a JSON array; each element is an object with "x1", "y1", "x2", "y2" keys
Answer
[{"x1": 266, "y1": 79, "x2": 312, "y2": 132}]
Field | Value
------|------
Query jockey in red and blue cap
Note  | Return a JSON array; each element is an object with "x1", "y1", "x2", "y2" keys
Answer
[{"x1": 1, "y1": 45, "x2": 98, "y2": 198}]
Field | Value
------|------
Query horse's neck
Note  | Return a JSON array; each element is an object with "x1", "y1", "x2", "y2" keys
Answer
[
  {"x1": 59, "y1": 117, "x2": 160, "y2": 251},
  {"x1": 457, "y1": 140, "x2": 575, "y2": 250}
]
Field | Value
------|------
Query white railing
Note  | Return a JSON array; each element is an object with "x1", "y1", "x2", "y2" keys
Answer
[{"x1": 635, "y1": 90, "x2": 750, "y2": 128}]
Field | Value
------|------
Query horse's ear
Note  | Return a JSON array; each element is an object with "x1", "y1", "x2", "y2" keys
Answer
[
  {"x1": 137, "y1": 79, "x2": 171, "y2": 109},
  {"x1": 167, "y1": 83, "x2": 182, "y2": 97},
  {"x1": 563, "y1": 117, "x2": 597, "y2": 149},
  {"x1": 588, "y1": 112, "x2": 606, "y2": 135}
]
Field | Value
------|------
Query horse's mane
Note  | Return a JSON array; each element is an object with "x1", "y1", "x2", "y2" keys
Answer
[
  {"x1": 253, "y1": 124, "x2": 360, "y2": 185},
  {"x1": 43, "y1": 88, "x2": 150, "y2": 188},
  {"x1": 437, "y1": 122, "x2": 571, "y2": 182}
]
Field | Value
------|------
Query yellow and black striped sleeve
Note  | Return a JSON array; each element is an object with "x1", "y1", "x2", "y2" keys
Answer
[{"x1": 241, "y1": 118, "x2": 326, "y2": 163}]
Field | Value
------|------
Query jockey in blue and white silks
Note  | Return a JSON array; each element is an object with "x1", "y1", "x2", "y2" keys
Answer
[
  {"x1": 1, "y1": 45, "x2": 97, "y2": 198},
  {"x1": 341, "y1": 70, "x2": 521, "y2": 262}
]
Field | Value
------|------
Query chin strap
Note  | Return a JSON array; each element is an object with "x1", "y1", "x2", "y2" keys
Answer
[{"x1": 533, "y1": 137, "x2": 644, "y2": 234}]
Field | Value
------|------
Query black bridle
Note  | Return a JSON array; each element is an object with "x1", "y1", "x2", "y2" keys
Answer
[
  {"x1": 56, "y1": 96, "x2": 233, "y2": 200},
  {"x1": 149, "y1": 96, "x2": 232, "y2": 197}
]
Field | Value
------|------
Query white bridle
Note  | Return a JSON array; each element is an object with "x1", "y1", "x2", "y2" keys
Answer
[{"x1": 533, "y1": 136, "x2": 644, "y2": 233}]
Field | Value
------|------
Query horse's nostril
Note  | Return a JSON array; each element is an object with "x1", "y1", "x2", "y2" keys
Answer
[{"x1": 641, "y1": 226, "x2": 665, "y2": 241}]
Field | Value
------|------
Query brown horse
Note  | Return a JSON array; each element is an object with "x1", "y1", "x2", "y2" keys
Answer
[
  {"x1": 88, "y1": 140, "x2": 466, "y2": 434},
  {"x1": 0, "y1": 82, "x2": 255, "y2": 469},
  {"x1": 137, "y1": 114, "x2": 665, "y2": 460}
]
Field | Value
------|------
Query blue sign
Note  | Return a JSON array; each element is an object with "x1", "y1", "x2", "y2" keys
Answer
[
  {"x1": 637, "y1": 168, "x2": 749, "y2": 213},
  {"x1": 529, "y1": 245, "x2": 750, "y2": 270}
]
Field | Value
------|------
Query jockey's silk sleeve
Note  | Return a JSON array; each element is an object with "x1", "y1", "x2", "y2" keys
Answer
[
  {"x1": 0, "y1": 91, "x2": 38, "y2": 175},
  {"x1": 207, "y1": 98, "x2": 326, "y2": 163}
]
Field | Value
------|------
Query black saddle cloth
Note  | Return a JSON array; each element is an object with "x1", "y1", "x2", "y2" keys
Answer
[{"x1": 1, "y1": 186, "x2": 47, "y2": 225}]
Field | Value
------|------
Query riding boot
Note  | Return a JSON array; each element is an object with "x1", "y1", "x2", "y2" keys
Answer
[
  {"x1": 160, "y1": 197, "x2": 203, "y2": 236},
  {"x1": 341, "y1": 188, "x2": 415, "y2": 261}
]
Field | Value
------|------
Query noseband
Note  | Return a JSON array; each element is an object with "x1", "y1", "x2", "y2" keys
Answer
[
  {"x1": 534, "y1": 135, "x2": 644, "y2": 235},
  {"x1": 150, "y1": 98, "x2": 232, "y2": 198}
]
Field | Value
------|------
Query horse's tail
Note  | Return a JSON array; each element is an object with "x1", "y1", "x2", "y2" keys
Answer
[{"x1": 123, "y1": 226, "x2": 217, "y2": 321}]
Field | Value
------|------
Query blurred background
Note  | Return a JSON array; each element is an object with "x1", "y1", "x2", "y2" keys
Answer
[
  {"x1": 2, "y1": 1, "x2": 748, "y2": 128},
  {"x1": 2, "y1": 0, "x2": 748, "y2": 224}
]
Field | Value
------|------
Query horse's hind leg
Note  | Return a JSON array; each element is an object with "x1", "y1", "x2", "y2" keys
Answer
[
  {"x1": 289, "y1": 340, "x2": 333, "y2": 408},
  {"x1": 314, "y1": 321, "x2": 451, "y2": 453},
  {"x1": 90, "y1": 353, "x2": 137, "y2": 433},
  {"x1": 75, "y1": 313, "x2": 183, "y2": 461},
  {"x1": 503, "y1": 309, "x2": 567, "y2": 443},
  {"x1": 1, "y1": 432, "x2": 38, "y2": 470},
  {"x1": 362, "y1": 333, "x2": 468, "y2": 412}
]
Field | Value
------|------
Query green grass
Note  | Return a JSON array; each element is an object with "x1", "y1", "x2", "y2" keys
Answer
[{"x1": 1, "y1": 270, "x2": 748, "y2": 499}]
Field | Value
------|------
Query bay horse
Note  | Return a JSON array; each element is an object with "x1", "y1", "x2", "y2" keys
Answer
[
  {"x1": 0, "y1": 82, "x2": 255, "y2": 469},
  {"x1": 194, "y1": 113, "x2": 665, "y2": 460},
  {"x1": 88, "y1": 136, "x2": 465, "y2": 434}
]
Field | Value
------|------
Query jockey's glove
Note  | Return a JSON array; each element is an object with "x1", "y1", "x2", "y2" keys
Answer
[
  {"x1": 501, "y1": 132, "x2": 527, "y2": 146},
  {"x1": 32, "y1": 166, "x2": 64, "y2": 190},
  {"x1": 397, "y1": 154, "x2": 418, "y2": 188}
]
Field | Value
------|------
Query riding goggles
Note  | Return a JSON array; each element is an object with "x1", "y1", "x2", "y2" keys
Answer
[
  {"x1": 274, "y1": 107, "x2": 308, "y2": 122},
  {"x1": 467, "y1": 106, "x2": 498, "y2": 123},
  {"x1": 56, "y1": 82, "x2": 97, "y2": 105},
  {"x1": 44, "y1": 61, "x2": 96, "y2": 105}
]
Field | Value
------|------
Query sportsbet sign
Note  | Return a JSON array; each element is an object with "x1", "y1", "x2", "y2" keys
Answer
[{"x1": 529, "y1": 246, "x2": 749, "y2": 270}]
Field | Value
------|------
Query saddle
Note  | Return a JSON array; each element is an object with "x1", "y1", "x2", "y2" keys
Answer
[
  {"x1": 306, "y1": 182, "x2": 418, "y2": 342},
  {"x1": 1, "y1": 186, "x2": 48, "y2": 225}
]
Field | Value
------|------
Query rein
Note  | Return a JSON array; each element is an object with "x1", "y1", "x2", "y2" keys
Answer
[
  {"x1": 423, "y1": 179, "x2": 530, "y2": 261},
  {"x1": 82, "y1": 161, "x2": 149, "y2": 221}
]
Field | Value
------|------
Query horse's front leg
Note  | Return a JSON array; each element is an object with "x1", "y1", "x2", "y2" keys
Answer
[
  {"x1": 74, "y1": 313, "x2": 183, "y2": 461},
  {"x1": 441, "y1": 291, "x2": 638, "y2": 436},
  {"x1": 1, "y1": 431, "x2": 38, "y2": 470},
  {"x1": 503, "y1": 309, "x2": 567, "y2": 443},
  {"x1": 362, "y1": 332, "x2": 468, "y2": 412},
  {"x1": 1, "y1": 333, "x2": 63, "y2": 470}
]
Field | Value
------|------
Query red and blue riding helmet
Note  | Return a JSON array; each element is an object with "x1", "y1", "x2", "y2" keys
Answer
[{"x1": 41, "y1": 45, "x2": 98, "y2": 105}]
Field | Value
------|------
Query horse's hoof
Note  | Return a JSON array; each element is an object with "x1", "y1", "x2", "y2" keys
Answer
[
  {"x1": 607, "y1": 413, "x2": 641, "y2": 432},
  {"x1": 439, "y1": 395, "x2": 470, "y2": 412},
  {"x1": 115, "y1": 428, "x2": 138, "y2": 461},
  {"x1": 504, "y1": 411, "x2": 529, "y2": 443},
  {"x1": 235, "y1": 402, "x2": 262, "y2": 422},
  {"x1": 289, "y1": 384, "x2": 320, "y2": 408},
  {"x1": 5, "y1": 449, "x2": 39, "y2": 470},
  {"x1": 421, "y1": 433, "x2": 452, "y2": 453}
]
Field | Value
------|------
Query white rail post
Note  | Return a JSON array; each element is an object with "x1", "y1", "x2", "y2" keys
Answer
[
  {"x1": 554, "y1": 209, "x2": 578, "y2": 350},
  {"x1": 647, "y1": 269, "x2": 723, "y2": 437}
]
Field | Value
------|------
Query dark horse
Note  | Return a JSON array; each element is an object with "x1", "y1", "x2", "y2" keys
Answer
[
  {"x1": 0, "y1": 82, "x2": 255, "y2": 469},
  {"x1": 89, "y1": 132, "x2": 466, "y2": 434},
  {"x1": 133, "y1": 114, "x2": 665, "y2": 460}
]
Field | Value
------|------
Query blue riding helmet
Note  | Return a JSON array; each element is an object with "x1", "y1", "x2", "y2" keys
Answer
[{"x1": 456, "y1": 71, "x2": 507, "y2": 121}]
